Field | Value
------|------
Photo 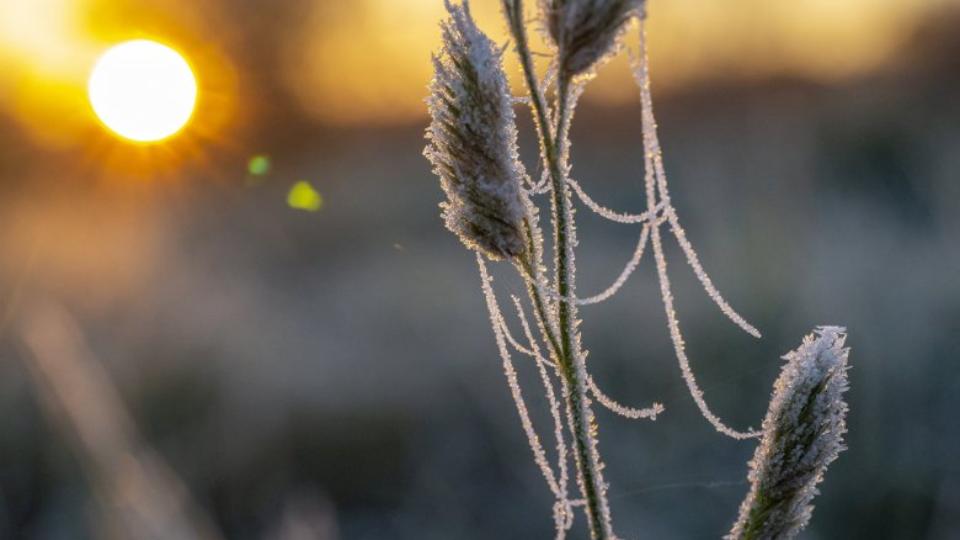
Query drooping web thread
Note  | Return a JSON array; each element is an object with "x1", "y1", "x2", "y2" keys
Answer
[
  {"x1": 553, "y1": 108, "x2": 760, "y2": 335},
  {"x1": 527, "y1": 27, "x2": 760, "y2": 336},
  {"x1": 533, "y1": 166, "x2": 759, "y2": 316},
  {"x1": 634, "y1": 23, "x2": 761, "y2": 440},
  {"x1": 514, "y1": 211, "x2": 659, "y2": 307},
  {"x1": 630, "y1": 30, "x2": 760, "y2": 339},
  {"x1": 513, "y1": 24, "x2": 763, "y2": 440},
  {"x1": 576, "y1": 220, "x2": 653, "y2": 306},
  {"x1": 504, "y1": 286, "x2": 664, "y2": 423},
  {"x1": 588, "y1": 373, "x2": 664, "y2": 420},
  {"x1": 567, "y1": 177, "x2": 659, "y2": 224}
]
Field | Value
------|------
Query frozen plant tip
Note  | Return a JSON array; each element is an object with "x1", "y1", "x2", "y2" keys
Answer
[
  {"x1": 728, "y1": 327, "x2": 851, "y2": 540},
  {"x1": 542, "y1": 0, "x2": 645, "y2": 77},
  {"x1": 425, "y1": 0, "x2": 528, "y2": 261}
]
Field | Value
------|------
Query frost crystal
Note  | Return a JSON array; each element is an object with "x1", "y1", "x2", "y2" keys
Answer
[
  {"x1": 728, "y1": 327, "x2": 851, "y2": 540},
  {"x1": 541, "y1": 0, "x2": 644, "y2": 77},
  {"x1": 425, "y1": 0, "x2": 528, "y2": 260}
]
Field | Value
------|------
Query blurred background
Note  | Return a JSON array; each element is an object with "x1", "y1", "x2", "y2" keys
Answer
[{"x1": 1, "y1": 0, "x2": 958, "y2": 538}]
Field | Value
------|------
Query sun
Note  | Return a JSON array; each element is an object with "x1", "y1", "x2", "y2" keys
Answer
[{"x1": 88, "y1": 40, "x2": 197, "y2": 143}]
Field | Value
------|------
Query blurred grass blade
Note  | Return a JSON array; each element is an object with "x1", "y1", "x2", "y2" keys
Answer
[{"x1": 18, "y1": 302, "x2": 223, "y2": 540}]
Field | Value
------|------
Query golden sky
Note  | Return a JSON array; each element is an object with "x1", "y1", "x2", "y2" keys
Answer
[
  {"x1": 0, "y1": 0, "x2": 940, "y2": 144},
  {"x1": 282, "y1": 0, "x2": 935, "y2": 124}
]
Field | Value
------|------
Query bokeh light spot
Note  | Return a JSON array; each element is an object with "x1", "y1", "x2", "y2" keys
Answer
[
  {"x1": 287, "y1": 181, "x2": 323, "y2": 212},
  {"x1": 248, "y1": 155, "x2": 271, "y2": 176}
]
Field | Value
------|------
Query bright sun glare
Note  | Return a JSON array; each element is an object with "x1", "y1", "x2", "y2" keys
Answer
[{"x1": 88, "y1": 40, "x2": 197, "y2": 142}]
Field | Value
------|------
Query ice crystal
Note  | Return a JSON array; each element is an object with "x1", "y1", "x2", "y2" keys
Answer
[
  {"x1": 425, "y1": 0, "x2": 528, "y2": 260},
  {"x1": 541, "y1": 0, "x2": 644, "y2": 77},
  {"x1": 728, "y1": 327, "x2": 850, "y2": 540}
]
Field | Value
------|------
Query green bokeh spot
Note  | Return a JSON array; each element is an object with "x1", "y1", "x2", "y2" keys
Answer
[{"x1": 248, "y1": 155, "x2": 271, "y2": 176}]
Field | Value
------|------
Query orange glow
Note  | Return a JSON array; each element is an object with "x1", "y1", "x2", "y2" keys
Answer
[
  {"x1": 280, "y1": 0, "x2": 931, "y2": 125},
  {"x1": 0, "y1": 0, "x2": 938, "y2": 138},
  {"x1": 579, "y1": 0, "x2": 928, "y2": 106},
  {"x1": 279, "y1": 1, "x2": 538, "y2": 126},
  {"x1": 0, "y1": 0, "x2": 238, "y2": 173},
  {"x1": 0, "y1": 0, "x2": 100, "y2": 147}
]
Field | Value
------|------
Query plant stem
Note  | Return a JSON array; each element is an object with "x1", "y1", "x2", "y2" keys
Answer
[
  {"x1": 506, "y1": 2, "x2": 612, "y2": 537},
  {"x1": 551, "y1": 77, "x2": 612, "y2": 540},
  {"x1": 519, "y1": 222, "x2": 561, "y2": 358}
]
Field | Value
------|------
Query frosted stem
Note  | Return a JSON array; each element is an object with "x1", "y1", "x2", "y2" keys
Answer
[
  {"x1": 505, "y1": 2, "x2": 613, "y2": 536},
  {"x1": 551, "y1": 75, "x2": 614, "y2": 540},
  {"x1": 479, "y1": 255, "x2": 563, "y2": 497},
  {"x1": 500, "y1": 317, "x2": 538, "y2": 358},
  {"x1": 531, "y1": 169, "x2": 552, "y2": 195},
  {"x1": 519, "y1": 215, "x2": 562, "y2": 355},
  {"x1": 512, "y1": 296, "x2": 572, "y2": 531}
]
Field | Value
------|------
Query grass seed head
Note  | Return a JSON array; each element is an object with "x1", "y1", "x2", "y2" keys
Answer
[
  {"x1": 541, "y1": 0, "x2": 644, "y2": 78},
  {"x1": 729, "y1": 326, "x2": 851, "y2": 540},
  {"x1": 425, "y1": 0, "x2": 528, "y2": 261}
]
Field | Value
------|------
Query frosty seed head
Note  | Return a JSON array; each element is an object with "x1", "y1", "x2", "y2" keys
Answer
[
  {"x1": 424, "y1": 0, "x2": 528, "y2": 261},
  {"x1": 728, "y1": 326, "x2": 851, "y2": 540},
  {"x1": 541, "y1": 0, "x2": 644, "y2": 78}
]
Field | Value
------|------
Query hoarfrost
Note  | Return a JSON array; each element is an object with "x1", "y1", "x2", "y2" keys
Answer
[{"x1": 728, "y1": 327, "x2": 850, "y2": 539}]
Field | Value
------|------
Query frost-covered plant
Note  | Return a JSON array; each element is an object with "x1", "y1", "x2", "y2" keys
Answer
[
  {"x1": 728, "y1": 327, "x2": 850, "y2": 540},
  {"x1": 541, "y1": 0, "x2": 644, "y2": 78},
  {"x1": 424, "y1": 1, "x2": 528, "y2": 260},
  {"x1": 424, "y1": 2, "x2": 849, "y2": 538}
]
